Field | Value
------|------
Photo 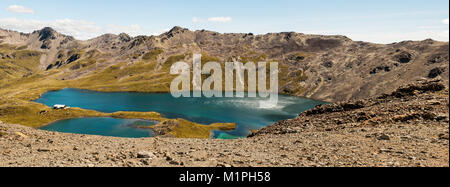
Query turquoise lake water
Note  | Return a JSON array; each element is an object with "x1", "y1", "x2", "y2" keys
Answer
[
  {"x1": 40, "y1": 117, "x2": 158, "y2": 138},
  {"x1": 35, "y1": 88, "x2": 325, "y2": 139}
]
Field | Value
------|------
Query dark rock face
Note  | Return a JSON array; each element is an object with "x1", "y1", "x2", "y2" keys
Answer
[
  {"x1": 38, "y1": 27, "x2": 56, "y2": 41},
  {"x1": 296, "y1": 55, "x2": 305, "y2": 61},
  {"x1": 128, "y1": 36, "x2": 151, "y2": 49},
  {"x1": 377, "y1": 134, "x2": 391, "y2": 141},
  {"x1": 379, "y1": 79, "x2": 446, "y2": 99},
  {"x1": 428, "y1": 55, "x2": 445, "y2": 64},
  {"x1": 38, "y1": 27, "x2": 57, "y2": 49},
  {"x1": 395, "y1": 52, "x2": 413, "y2": 63},
  {"x1": 60, "y1": 37, "x2": 74, "y2": 45},
  {"x1": 428, "y1": 67, "x2": 445, "y2": 78},
  {"x1": 322, "y1": 61, "x2": 334, "y2": 68},
  {"x1": 306, "y1": 38, "x2": 342, "y2": 51},
  {"x1": 66, "y1": 54, "x2": 80, "y2": 64},
  {"x1": 40, "y1": 40, "x2": 51, "y2": 49},
  {"x1": 45, "y1": 64, "x2": 53, "y2": 71},
  {"x1": 370, "y1": 65, "x2": 391, "y2": 74},
  {"x1": 165, "y1": 26, "x2": 188, "y2": 38},
  {"x1": 119, "y1": 33, "x2": 132, "y2": 42},
  {"x1": 45, "y1": 53, "x2": 81, "y2": 70},
  {"x1": 304, "y1": 101, "x2": 365, "y2": 115},
  {"x1": 288, "y1": 54, "x2": 305, "y2": 62}
]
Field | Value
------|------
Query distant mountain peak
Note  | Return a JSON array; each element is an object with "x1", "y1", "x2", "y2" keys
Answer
[
  {"x1": 36, "y1": 27, "x2": 57, "y2": 41},
  {"x1": 39, "y1": 27, "x2": 56, "y2": 33},
  {"x1": 118, "y1": 33, "x2": 132, "y2": 42},
  {"x1": 163, "y1": 26, "x2": 190, "y2": 37},
  {"x1": 169, "y1": 26, "x2": 188, "y2": 32}
]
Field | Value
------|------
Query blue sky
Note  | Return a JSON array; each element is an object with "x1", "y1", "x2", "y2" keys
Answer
[{"x1": 0, "y1": 0, "x2": 448, "y2": 43}]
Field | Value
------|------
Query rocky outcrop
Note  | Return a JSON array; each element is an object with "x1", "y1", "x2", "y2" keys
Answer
[{"x1": 250, "y1": 79, "x2": 448, "y2": 137}]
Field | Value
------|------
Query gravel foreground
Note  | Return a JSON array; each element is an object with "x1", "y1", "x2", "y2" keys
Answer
[{"x1": 0, "y1": 80, "x2": 448, "y2": 167}]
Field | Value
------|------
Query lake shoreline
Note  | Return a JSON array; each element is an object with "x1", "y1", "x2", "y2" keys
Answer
[{"x1": 33, "y1": 88, "x2": 323, "y2": 139}]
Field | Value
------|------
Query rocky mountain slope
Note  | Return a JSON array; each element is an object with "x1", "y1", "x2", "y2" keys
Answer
[
  {"x1": 1, "y1": 26, "x2": 448, "y2": 102},
  {"x1": 1, "y1": 79, "x2": 448, "y2": 167}
]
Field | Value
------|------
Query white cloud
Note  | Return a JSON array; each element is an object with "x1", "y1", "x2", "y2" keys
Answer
[
  {"x1": 192, "y1": 17, "x2": 202, "y2": 23},
  {"x1": 104, "y1": 24, "x2": 144, "y2": 36},
  {"x1": 0, "y1": 18, "x2": 145, "y2": 40},
  {"x1": 151, "y1": 28, "x2": 170, "y2": 36},
  {"x1": 207, "y1": 17, "x2": 232, "y2": 23},
  {"x1": 443, "y1": 18, "x2": 449, "y2": 25},
  {"x1": 6, "y1": 5, "x2": 34, "y2": 14},
  {"x1": 192, "y1": 16, "x2": 232, "y2": 23},
  {"x1": 418, "y1": 26, "x2": 440, "y2": 29}
]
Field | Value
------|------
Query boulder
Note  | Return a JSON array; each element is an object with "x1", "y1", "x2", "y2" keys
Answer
[{"x1": 137, "y1": 151, "x2": 156, "y2": 159}]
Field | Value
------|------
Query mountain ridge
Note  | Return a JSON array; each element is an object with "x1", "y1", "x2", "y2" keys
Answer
[
  {"x1": 3, "y1": 26, "x2": 445, "y2": 44},
  {"x1": 0, "y1": 26, "x2": 448, "y2": 102}
]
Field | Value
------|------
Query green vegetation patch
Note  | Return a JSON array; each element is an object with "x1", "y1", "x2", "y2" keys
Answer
[
  {"x1": 149, "y1": 118, "x2": 236, "y2": 139},
  {"x1": 142, "y1": 48, "x2": 164, "y2": 61},
  {"x1": 162, "y1": 54, "x2": 186, "y2": 70},
  {"x1": 0, "y1": 44, "x2": 42, "y2": 79}
]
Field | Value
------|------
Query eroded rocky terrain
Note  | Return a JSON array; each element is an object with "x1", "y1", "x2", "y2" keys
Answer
[
  {"x1": 1, "y1": 79, "x2": 448, "y2": 167},
  {"x1": 1, "y1": 27, "x2": 448, "y2": 102}
]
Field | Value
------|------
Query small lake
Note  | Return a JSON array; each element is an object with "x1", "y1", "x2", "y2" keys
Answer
[
  {"x1": 40, "y1": 117, "x2": 158, "y2": 138},
  {"x1": 35, "y1": 88, "x2": 325, "y2": 139}
]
